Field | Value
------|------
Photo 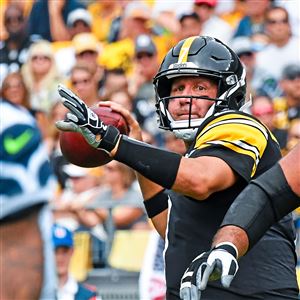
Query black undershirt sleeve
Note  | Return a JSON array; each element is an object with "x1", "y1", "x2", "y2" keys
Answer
[{"x1": 114, "y1": 135, "x2": 182, "y2": 189}]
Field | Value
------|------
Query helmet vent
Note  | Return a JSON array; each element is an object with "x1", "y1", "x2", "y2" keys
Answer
[{"x1": 210, "y1": 55, "x2": 229, "y2": 62}]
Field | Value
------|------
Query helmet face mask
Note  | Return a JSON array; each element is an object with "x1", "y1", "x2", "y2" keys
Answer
[{"x1": 153, "y1": 36, "x2": 247, "y2": 135}]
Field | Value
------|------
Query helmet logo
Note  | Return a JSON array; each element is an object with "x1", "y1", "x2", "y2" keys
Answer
[
  {"x1": 226, "y1": 75, "x2": 238, "y2": 85},
  {"x1": 178, "y1": 36, "x2": 197, "y2": 63},
  {"x1": 173, "y1": 62, "x2": 187, "y2": 68}
]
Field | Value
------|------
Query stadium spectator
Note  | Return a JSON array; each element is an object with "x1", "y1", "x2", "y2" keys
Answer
[
  {"x1": 21, "y1": 40, "x2": 62, "y2": 115},
  {"x1": 28, "y1": 0, "x2": 84, "y2": 42},
  {"x1": 118, "y1": 1, "x2": 152, "y2": 41},
  {"x1": 52, "y1": 223, "x2": 100, "y2": 300},
  {"x1": 251, "y1": 95, "x2": 288, "y2": 150},
  {"x1": 273, "y1": 64, "x2": 300, "y2": 130},
  {"x1": 1, "y1": 98, "x2": 57, "y2": 299},
  {"x1": 73, "y1": 33, "x2": 105, "y2": 91},
  {"x1": 70, "y1": 63, "x2": 100, "y2": 107},
  {"x1": 234, "y1": 0, "x2": 271, "y2": 38},
  {"x1": 256, "y1": 6, "x2": 300, "y2": 80},
  {"x1": 47, "y1": 101, "x2": 69, "y2": 188},
  {"x1": 67, "y1": 8, "x2": 92, "y2": 38},
  {"x1": 219, "y1": 0, "x2": 245, "y2": 30},
  {"x1": 285, "y1": 118, "x2": 300, "y2": 153},
  {"x1": 0, "y1": 71, "x2": 29, "y2": 109},
  {"x1": 99, "y1": 68, "x2": 128, "y2": 101},
  {"x1": 54, "y1": 8, "x2": 93, "y2": 76},
  {"x1": 87, "y1": 0, "x2": 121, "y2": 43},
  {"x1": 78, "y1": 161, "x2": 149, "y2": 231},
  {"x1": 56, "y1": 36, "x2": 298, "y2": 299},
  {"x1": 0, "y1": 3, "x2": 40, "y2": 84},
  {"x1": 99, "y1": 1, "x2": 156, "y2": 74},
  {"x1": 193, "y1": 0, "x2": 233, "y2": 44},
  {"x1": 109, "y1": 90, "x2": 133, "y2": 112},
  {"x1": 177, "y1": 12, "x2": 202, "y2": 41},
  {"x1": 53, "y1": 163, "x2": 106, "y2": 267},
  {"x1": 230, "y1": 36, "x2": 279, "y2": 99},
  {"x1": 129, "y1": 34, "x2": 163, "y2": 144},
  {"x1": 0, "y1": 70, "x2": 52, "y2": 146}
]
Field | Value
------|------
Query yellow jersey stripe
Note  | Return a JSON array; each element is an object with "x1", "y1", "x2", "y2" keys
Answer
[
  {"x1": 194, "y1": 114, "x2": 269, "y2": 176},
  {"x1": 178, "y1": 36, "x2": 197, "y2": 63},
  {"x1": 200, "y1": 113, "x2": 269, "y2": 140}
]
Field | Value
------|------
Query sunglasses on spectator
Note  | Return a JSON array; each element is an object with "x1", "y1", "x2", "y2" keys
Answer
[
  {"x1": 136, "y1": 53, "x2": 154, "y2": 60},
  {"x1": 71, "y1": 78, "x2": 91, "y2": 86},
  {"x1": 266, "y1": 18, "x2": 288, "y2": 25},
  {"x1": 5, "y1": 15, "x2": 24, "y2": 23},
  {"x1": 31, "y1": 55, "x2": 51, "y2": 61}
]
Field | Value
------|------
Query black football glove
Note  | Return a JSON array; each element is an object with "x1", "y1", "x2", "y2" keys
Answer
[
  {"x1": 55, "y1": 84, "x2": 120, "y2": 153},
  {"x1": 180, "y1": 242, "x2": 239, "y2": 300}
]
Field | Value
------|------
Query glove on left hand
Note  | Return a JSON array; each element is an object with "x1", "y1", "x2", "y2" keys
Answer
[
  {"x1": 56, "y1": 84, "x2": 120, "y2": 153},
  {"x1": 180, "y1": 242, "x2": 239, "y2": 300}
]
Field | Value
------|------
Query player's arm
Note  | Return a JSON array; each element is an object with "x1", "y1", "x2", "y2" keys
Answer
[
  {"x1": 99, "y1": 101, "x2": 169, "y2": 238},
  {"x1": 183, "y1": 143, "x2": 300, "y2": 298},
  {"x1": 214, "y1": 142, "x2": 300, "y2": 255}
]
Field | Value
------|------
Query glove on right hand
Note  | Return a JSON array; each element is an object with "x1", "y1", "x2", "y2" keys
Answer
[{"x1": 180, "y1": 242, "x2": 239, "y2": 300}]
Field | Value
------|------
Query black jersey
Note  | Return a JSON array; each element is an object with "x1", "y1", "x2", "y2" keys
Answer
[{"x1": 165, "y1": 111, "x2": 298, "y2": 299}]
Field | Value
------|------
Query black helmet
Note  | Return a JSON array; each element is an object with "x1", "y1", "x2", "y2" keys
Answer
[{"x1": 153, "y1": 36, "x2": 246, "y2": 135}]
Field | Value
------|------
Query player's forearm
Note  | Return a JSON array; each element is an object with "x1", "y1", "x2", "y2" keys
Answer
[
  {"x1": 212, "y1": 225, "x2": 249, "y2": 258},
  {"x1": 113, "y1": 135, "x2": 181, "y2": 189},
  {"x1": 221, "y1": 163, "x2": 300, "y2": 251}
]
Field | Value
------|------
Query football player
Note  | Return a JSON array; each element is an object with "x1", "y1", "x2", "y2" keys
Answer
[
  {"x1": 56, "y1": 36, "x2": 299, "y2": 299},
  {"x1": 184, "y1": 142, "x2": 300, "y2": 295},
  {"x1": 0, "y1": 99, "x2": 57, "y2": 299}
]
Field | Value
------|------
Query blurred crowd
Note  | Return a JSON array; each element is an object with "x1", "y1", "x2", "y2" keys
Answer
[{"x1": 1, "y1": 0, "x2": 299, "y2": 298}]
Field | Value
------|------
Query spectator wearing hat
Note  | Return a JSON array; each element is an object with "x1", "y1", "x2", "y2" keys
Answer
[
  {"x1": 52, "y1": 224, "x2": 100, "y2": 300},
  {"x1": 54, "y1": 8, "x2": 93, "y2": 77},
  {"x1": 193, "y1": 0, "x2": 233, "y2": 44},
  {"x1": 28, "y1": 0, "x2": 84, "y2": 42},
  {"x1": 177, "y1": 12, "x2": 202, "y2": 41},
  {"x1": 72, "y1": 33, "x2": 105, "y2": 90},
  {"x1": 273, "y1": 64, "x2": 300, "y2": 130},
  {"x1": 67, "y1": 8, "x2": 92, "y2": 37},
  {"x1": 128, "y1": 34, "x2": 164, "y2": 144},
  {"x1": 98, "y1": 1, "x2": 153, "y2": 74},
  {"x1": 230, "y1": 36, "x2": 279, "y2": 99},
  {"x1": 256, "y1": 6, "x2": 300, "y2": 80}
]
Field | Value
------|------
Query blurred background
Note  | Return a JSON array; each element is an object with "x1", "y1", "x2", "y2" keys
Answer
[{"x1": 1, "y1": 0, "x2": 299, "y2": 299}]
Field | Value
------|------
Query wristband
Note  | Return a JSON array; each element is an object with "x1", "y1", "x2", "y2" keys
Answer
[
  {"x1": 214, "y1": 242, "x2": 238, "y2": 258},
  {"x1": 144, "y1": 190, "x2": 169, "y2": 218},
  {"x1": 98, "y1": 125, "x2": 120, "y2": 152},
  {"x1": 114, "y1": 136, "x2": 182, "y2": 189}
]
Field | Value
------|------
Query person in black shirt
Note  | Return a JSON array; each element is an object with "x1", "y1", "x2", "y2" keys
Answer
[
  {"x1": 55, "y1": 36, "x2": 298, "y2": 299},
  {"x1": 0, "y1": 4, "x2": 40, "y2": 84}
]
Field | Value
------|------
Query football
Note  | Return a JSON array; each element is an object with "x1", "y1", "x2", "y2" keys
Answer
[{"x1": 59, "y1": 106, "x2": 129, "y2": 167}]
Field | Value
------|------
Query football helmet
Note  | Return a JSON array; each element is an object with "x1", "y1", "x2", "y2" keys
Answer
[{"x1": 153, "y1": 36, "x2": 246, "y2": 141}]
